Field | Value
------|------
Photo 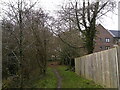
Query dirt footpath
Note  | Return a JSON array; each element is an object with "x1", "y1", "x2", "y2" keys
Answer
[
  {"x1": 53, "y1": 68, "x2": 62, "y2": 88},
  {"x1": 48, "y1": 61, "x2": 62, "y2": 88}
]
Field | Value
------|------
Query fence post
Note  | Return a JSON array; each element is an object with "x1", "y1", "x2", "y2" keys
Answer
[
  {"x1": 0, "y1": 22, "x2": 2, "y2": 90},
  {"x1": 116, "y1": 46, "x2": 120, "y2": 90}
]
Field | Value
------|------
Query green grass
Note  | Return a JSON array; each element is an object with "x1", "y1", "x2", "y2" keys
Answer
[
  {"x1": 57, "y1": 66, "x2": 103, "y2": 88},
  {"x1": 32, "y1": 67, "x2": 57, "y2": 88},
  {"x1": 26, "y1": 65, "x2": 103, "y2": 88}
]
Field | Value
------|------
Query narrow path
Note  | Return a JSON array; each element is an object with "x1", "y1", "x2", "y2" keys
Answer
[{"x1": 53, "y1": 68, "x2": 62, "y2": 88}]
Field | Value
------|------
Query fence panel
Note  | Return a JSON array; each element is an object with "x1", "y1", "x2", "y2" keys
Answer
[{"x1": 75, "y1": 47, "x2": 120, "y2": 88}]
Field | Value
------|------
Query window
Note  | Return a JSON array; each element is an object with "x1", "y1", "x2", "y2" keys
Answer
[
  {"x1": 99, "y1": 38, "x2": 102, "y2": 41},
  {"x1": 119, "y1": 39, "x2": 120, "y2": 42},
  {"x1": 100, "y1": 46, "x2": 102, "y2": 50},
  {"x1": 105, "y1": 38, "x2": 110, "y2": 43},
  {"x1": 105, "y1": 46, "x2": 110, "y2": 50}
]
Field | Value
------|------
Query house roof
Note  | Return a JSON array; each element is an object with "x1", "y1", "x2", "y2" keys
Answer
[{"x1": 109, "y1": 30, "x2": 120, "y2": 37}]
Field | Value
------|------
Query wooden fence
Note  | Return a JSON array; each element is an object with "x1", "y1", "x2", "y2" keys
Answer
[{"x1": 75, "y1": 46, "x2": 120, "y2": 88}]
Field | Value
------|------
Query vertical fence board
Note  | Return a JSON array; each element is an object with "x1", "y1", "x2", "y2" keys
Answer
[
  {"x1": 117, "y1": 47, "x2": 120, "y2": 89},
  {"x1": 100, "y1": 52, "x2": 103, "y2": 86},
  {"x1": 98, "y1": 52, "x2": 101, "y2": 84},
  {"x1": 108, "y1": 49, "x2": 113, "y2": 87},
  {"x1": 114, "y1": 48, "x2": 119, "y2": 88},
  {"x1": 93, "y1": 53, "x2": 96, "y2": 82}
]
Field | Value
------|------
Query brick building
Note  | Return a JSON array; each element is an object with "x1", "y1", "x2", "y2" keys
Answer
[{"x1": 94, "y1": 24, "x2": 120, "y2": 52}]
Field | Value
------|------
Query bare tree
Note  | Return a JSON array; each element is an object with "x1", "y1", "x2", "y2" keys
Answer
[
  {"x1": 57, "y1": 0, "x2": 116, "y2": 54},
  {"x1": 1, "y1": 0, "x2": 45, "y2": 88}
]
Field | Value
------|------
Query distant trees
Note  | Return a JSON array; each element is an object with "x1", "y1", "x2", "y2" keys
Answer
[
  {"x1": 58, "y1": 30, "x2": 84, "y2": 68},
  {"x1": 48, "y1": 17, "x2": 84, "y2": 68}
]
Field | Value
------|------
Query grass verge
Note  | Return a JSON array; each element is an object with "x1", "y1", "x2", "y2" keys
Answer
[
  {"x1": 57, "y1": 66, "x2": 103, "y2": 88},
  {"x1": 32, "y1": 67, "x2": 57, "y2": 88}
]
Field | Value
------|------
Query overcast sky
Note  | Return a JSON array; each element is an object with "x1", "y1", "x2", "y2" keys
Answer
[
  {"x1": 0, "y1": 0, "x2": 119, "y2": 30},
  {"x1": 39, "y1": 0, "x2": 119, "y2": 30}
]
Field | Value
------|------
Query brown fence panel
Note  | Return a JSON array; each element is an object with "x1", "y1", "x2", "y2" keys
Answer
[{"x1": 75, "y1": 46, "x2": 120, "y2": 88}]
